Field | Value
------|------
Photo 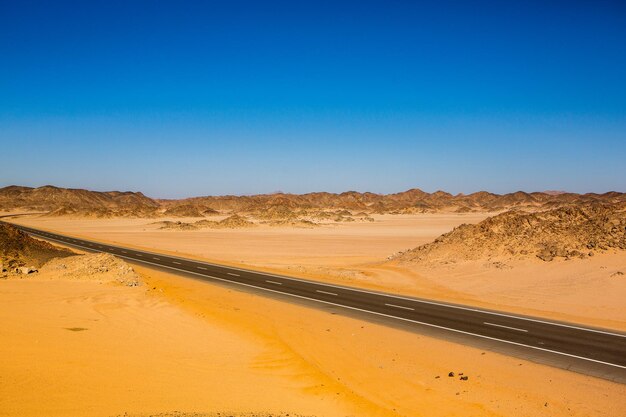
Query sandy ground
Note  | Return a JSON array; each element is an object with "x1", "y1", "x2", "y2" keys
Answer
[
  {"x1": 0, "y1": 274, "x2": 360, "y2": 417},
  {"x1": 1, "y1": 259, "x2": 625, "y2": 417},
  {"x1": 8, "y1": 213, "x2": 626, "y2": 331}
]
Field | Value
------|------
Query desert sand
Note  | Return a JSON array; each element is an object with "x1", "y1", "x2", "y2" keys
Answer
[
  {"x1": 9, "y1": 212, "x2": 626, "y2": 331},
  {"x1": 1, "y1": 251, "x2": 625, "y2": 417},
  {"x1": 0, "y1": 281, "x2": 361, "y2": 417}
]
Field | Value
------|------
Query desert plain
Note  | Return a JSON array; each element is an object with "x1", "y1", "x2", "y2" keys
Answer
[
  {"x1": 9, "y1": 210, "x2": 626, "y2": 330},
  {"x1": 1, "y1": 186, "x2": 626, "y2": 416}
]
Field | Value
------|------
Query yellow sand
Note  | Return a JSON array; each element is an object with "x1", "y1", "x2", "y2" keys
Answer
[
  {"x1": 9, "y1": 214, "x2": 626, "y2": 330},
  {"x1": 0, "y1": 278, "x2": 362, "y2": 417},
  {"x1": 1, "y1": 262, "x2": 624, "y2": 417}
]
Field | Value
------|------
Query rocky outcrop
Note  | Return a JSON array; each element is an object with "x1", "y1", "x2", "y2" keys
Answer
[
  {"x1": 154, "y1": 214, "x2": 256, "y2": 230},
  {"x1": 0, "y1": 223, "x2": 73, "y2": 270},
  {"x1": 43, "y1": 253, "x2": 141, "y2": 286},
  {"x1": 394, "y1": 204, "x2": 626, "y2": 263}
]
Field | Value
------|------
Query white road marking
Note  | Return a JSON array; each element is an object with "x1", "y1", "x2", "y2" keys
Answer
[
  {"x1": 67, "y1": 238, "x2": 620, "y2": 339},
  {"x1": 21, "y1": 231, "x2": 626, "y2": 371},
  {"x1": 153, "y1": 257, "x2": 160, "y2": 260},
  {"x1": 266, "y1": 280, "x2": 283, "y2": 285},
  {"x1": 484, "y1": 322, "x2": 528, "y2": 332},
  {"x1": 316, "y1": 290, "x2": 338, "y2": 296},
  {"x1": 197, "y1": 266, "x2": 207, "y2": 270},
  {"x1": 172, "y1": 261, "x2": 181, "y2": 265},
  {"x1": 385, "y1": 303, "x2": 415, "y2": 311},
  {"x1": 136, "y1": 254, "x2": 142, "y2": 257},
  {"x1": 227, "y1": 272, "x2": 240, "y2": 277},
  {"x1": 24, "y1": 229, "x2": 626, "y2": 338}
]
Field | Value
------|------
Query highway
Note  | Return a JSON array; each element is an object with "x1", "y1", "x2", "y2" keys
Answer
[{"x1": 6, "y1": 221, "x2": 626, "y2": 382}]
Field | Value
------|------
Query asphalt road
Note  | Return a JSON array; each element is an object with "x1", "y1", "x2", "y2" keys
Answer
[{"x1": 6, "y1": 221, "x2": 626, "y2": 382}]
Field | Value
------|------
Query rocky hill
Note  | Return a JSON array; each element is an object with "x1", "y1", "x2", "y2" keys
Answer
[
  {"x1": 165, "y1": 189, "x2": 626, "y2": 215},
  {"x1": 2, "y1": 185, "x2": 625, "y2": 218},
  {"x1": 0, "y1": 185, "x2": 159, "y2": 217},
  {"x1": 0, "y1": 223, "x2": 74, "y2": 270},
  {"x1": 394, "y1": 204, "x2": 626, "y2": 263}
]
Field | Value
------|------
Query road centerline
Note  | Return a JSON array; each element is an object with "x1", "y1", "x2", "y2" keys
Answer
[
  {"x1": 316, "y1": 290, "x2": 338, "y2": 296},
  {"x1": 484, "y1": 322, "x2": 529, "y2": 332},
  {"x1": 385, "y1": 303, "x2": 415, "y2": 311}
]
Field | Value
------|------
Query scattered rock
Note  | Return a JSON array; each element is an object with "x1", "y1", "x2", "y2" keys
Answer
[
  {"x1": 42, "y1": 253, "x2": 141, "y2": 286},
  {"x1": 611, "y1": 271, "x2": 624, "y2": 277},
  {"x1": 460, "y1": 376, "x2": 469, "y2": 381},
  {"x1": 448, "y1": 372, "x2": 455, "y2": 377}
]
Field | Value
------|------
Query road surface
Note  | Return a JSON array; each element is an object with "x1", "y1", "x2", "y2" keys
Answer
[{"x1": 5, "y1": 221, "x2": 626, "y2": 382}]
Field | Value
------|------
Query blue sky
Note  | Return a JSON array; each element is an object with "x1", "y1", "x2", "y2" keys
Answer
[{"x1": 1, "y1": 1, "x2": 625, "y2": 198}]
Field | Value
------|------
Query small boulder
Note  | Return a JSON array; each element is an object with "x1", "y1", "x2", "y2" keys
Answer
[
  {"x1": 460, "y1": 376, "x2": 469, "y2": 381},
  {"x1": 448, "y1": 372, "x2": 455, "y2": 377},
  {"x1": 19, "y1": 266, "x2": 37, "y2": 275}
]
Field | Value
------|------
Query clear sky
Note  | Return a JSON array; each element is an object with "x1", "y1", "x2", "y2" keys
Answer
[{"x1": 1, "y1": 1, "x2": 625, "y2": 198}]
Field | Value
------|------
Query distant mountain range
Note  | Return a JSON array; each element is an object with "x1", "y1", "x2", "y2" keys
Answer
[{"x1": 1, "y1": 185, "x2": 625, "y2": 218}]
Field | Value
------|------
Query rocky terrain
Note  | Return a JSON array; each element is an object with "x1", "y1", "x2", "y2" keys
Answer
[
  {"x1": 161, "y1": 204, "x2": 220, "y2": 218},
  {"x1": 42, "y1": 253, "x2": 141, "y2": 286},
  {"x1": 0, "y1": 222, "x2": 141, "y2": 285},
  {"x1": 394, "y1": 204, "x2": 626, "y2": 264},
  {"x1": 169, "y1": 189, "x2": 626, "y2": 215},
  {"x1": 3, "y1": 185, "x2": 626, "y2": 218},
  {"x1": 153, "y1": 214, "x2": 256, "y2": 230},
  {"x1": 0, "y1": 223, "x2": 73, "y2": 272},
  {"x1": 0, "y1": 185, "x2": 159, "y2": 217}
]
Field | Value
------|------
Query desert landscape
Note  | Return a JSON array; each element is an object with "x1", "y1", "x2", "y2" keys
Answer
[
  {"x1": 4, "y1": 185, "x2": 626, "y2": 329},
  {"x1": 1, "y1": 185, "x2": 626, "y2": 416},
  {"x1": 3, "y1": 2, "x2": 626, "y2": 416}
]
